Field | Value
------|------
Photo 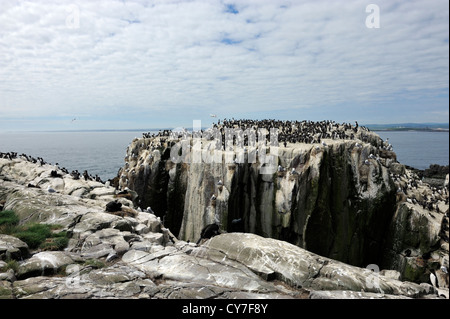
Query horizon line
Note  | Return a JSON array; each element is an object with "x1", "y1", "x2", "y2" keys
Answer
[{"x1": 0, "y1": 121, "x2": 448, "y2": 134}]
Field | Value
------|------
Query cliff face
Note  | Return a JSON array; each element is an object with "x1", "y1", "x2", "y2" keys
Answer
[{"x1": 119, "y1": 130, "x2": 399, "y2": 268}]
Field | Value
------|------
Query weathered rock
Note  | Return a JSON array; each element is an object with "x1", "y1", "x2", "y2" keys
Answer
[
  {"x1": 142, "y1": 232, "x2": 164, "y2": 245},
  {"x1": 122, "y1": 248, "x2": 276, "y2": 292},
  {"x1": 17, "y1": 251, "x2": 74, "y2": 279},
  {"x1": 80, "y1": 243, "x2": 115, "y2": 259},
  {"x1": 309, "y1": 290, "x2": 411, "y2": 299},
  {"x1": 0, "y1": 269, "x2": 15, "y2": 282},
  {"x1": 72, "y1": 212, "x2": 121, "y2": 237},
  {"x1": 1, "y1": 146, "x2": 448, "y2": 299},
  {"x1": 12, "y1": 261, "x2": 151, "y2": 299},
  {"x1": 0, "y1": 280, "x2": 13, "y2": 299},
  {"x1": 0, "y1": 234, "x2": 30, "y2": 261},
  {"x1": 382, "y1": 202, "x2": 446, "y2": 282},
  {"x1": 119, "y1": 133, "x2": 449, "y2": 293},
  {"x1": 121, "y1": 134, "x2": 397, "y2": 270},
  {"x1": 389, "y1": 162, "x2": 405, "y2": 175},
  {"x1": 201, "y1": 233, "x2": 434, "y2": 298},
  {"x1": 134, "y1": 223, "x2": 150, "y2": 235}
]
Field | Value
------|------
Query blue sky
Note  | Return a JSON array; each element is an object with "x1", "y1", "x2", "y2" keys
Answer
[{"x1": 0, "y1": 0, "x2": 448, "y2": 131}]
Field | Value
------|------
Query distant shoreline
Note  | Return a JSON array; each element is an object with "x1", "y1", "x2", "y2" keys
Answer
[
  {"x1": 366, "y1": 122, "x2": 449, "y2": 132},
  {"x1": 1, "y1": 122, "x2": 449, "y2": 134},
  {"x1": 372, "y1": 128, "x2": 449, "y2": 132}
]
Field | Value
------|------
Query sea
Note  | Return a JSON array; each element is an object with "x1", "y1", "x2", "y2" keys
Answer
[
  {"x1": 0, "y1": 130, "x2": 448, "y2": 181},
  {"x1": 0, "y1": 130, "x2": 153, "y2": 182},
  {"x1": 376, "y1": 131, "x2": 449, "y2": 170}
]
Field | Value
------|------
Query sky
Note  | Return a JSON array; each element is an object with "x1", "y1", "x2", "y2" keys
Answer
[{"x1": 0, "y1": 0, "x2": 448, "y2": 131}]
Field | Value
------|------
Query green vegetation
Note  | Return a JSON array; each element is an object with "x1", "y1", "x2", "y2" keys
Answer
[
  {"x1": 83, "y1": 259, "x2": 105, "y2": 269},
  {"x1": 0, "y1": 259, "x2": 19, "y2": 273},
  {"x1": 0, "y1": 210, "x2": 19, "y2": 228},
  {"x1": 0, "y1": 210, "x2": 68, "y2": 251},
  {"x1": 39, "y1": 231, "x2": 69, "y2": 251},
  {"x1": 13, "y1": 223, "x2": 53, "y2": 249}
]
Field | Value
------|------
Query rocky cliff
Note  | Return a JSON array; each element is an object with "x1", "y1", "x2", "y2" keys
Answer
[
  {"x1": 119, "y1": 124, "x2": 449, "y2": 288},
  {"x1": 119, "y1": 129, "x2": 395, "y2": 263},
  {"x1": 2, "y1": 157, "x2": 445, "y2": 299}
]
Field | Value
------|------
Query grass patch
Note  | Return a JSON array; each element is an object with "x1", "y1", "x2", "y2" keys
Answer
[
  {"x1": 0, "y1": 210, "x2": 68, "y2": 251},
  {"x1": 0, "y1": 286, "x2": 12, "y2": 298},
  {"x1": 13, "y1": 224, "x2": 53, "y2": 249},
  {"x1": 0, "y1": 210, "x2": 19, "y2": 229},
  {"x1": 39, "y1": 234, "x2": 69, "y2": 251},
  {"x1": 0, "y1": 259, "x2": 19, "y2": 273},
  {"x1": 83, "y1": 259, "x2": 105, "y2": 269}
]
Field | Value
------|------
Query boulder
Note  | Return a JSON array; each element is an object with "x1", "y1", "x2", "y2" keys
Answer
[
  {"x1": 71, "y1": 212, "x2": 121, "y2": 237},
  {"x1": 17, "y1": 251, "x2": 74, "y2": 279},
  {"x1": 0, "y1": 234, "x2": 30, "y2": 261},
  {"x1": 389, "y1": 162, "x2": 405, "y2": 175},
  {"x1": 202, "y1": 233, "x2": 433, "y2": 297},
  {"x1": 122, "y1": 249, "x2": 275, "y2": 292},
  {"x1": 382, "y1": 203, "x2": 444, "y2": 282},
  {"x1": 80, "y1": 243, "x2": 115, "y2": 259},
  {"x1": 0, "y1": 280, "x2": 13, "y2": 299},
  {"x1": 309, "y1": 290, "x2": 411, "y2": 299}
]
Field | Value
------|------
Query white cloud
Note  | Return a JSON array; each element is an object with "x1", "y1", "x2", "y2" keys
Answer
[{"x1": 0, "y1": 0, "x2": 448, "y2": 128}]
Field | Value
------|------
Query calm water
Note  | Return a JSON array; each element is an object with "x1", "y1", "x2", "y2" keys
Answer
[
  {"x1": 376, "y1": 131, "x2": 449, "y2": 170},
  {"x1": 0, "y1": 130, "x2": 448, "y2": 181},
  {"x1": 0, "y1": 131, "x2": 150, "y2": 181}
]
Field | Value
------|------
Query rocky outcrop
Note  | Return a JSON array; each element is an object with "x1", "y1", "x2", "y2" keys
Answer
[
  {"x1": 119, "y1": 130, "x2": 396, "y2": 266},
  {"x1": 200, "y1": 233, "x2": 434, "y2": 297},
  {"x1": 118, "y1": 128, "x2": 449, "y2": 291},
  {"x1": 0, "y1": 234, "x2": 30, "y2": 261},
  {"x1": 1, "y1": 157, "x2": 446, "y2": 299},
  {"x1": 382, "y1": 168, "x2": 449, "y2": 290}
]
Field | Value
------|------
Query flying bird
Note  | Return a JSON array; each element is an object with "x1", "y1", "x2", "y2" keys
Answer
[{"x1": 210, "y1": 114, "x2": 217, "y2": 118}]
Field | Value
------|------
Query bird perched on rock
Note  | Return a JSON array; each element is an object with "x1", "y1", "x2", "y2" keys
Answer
[
  {"x1": 105, "y1": 200, "x2": 122, "y2": 212},
  {"x1": 230, "y1": 218, "x2": 244, "y2": 233},
  {"x1": 50, "y1": 170, "x2": 60, "y2": 178},
  {"x1": 430, "y1": 270, "x2": 438, "y2": 289},
  {"x1": 47, "y1": 185, "x2": 56, "y2": 193},
  {"x1": 196, "y1": 223, "x2": 220, "y2": 245},
  {"x1": 404, "y1": 249, "x2": 411, "y2": 257}
]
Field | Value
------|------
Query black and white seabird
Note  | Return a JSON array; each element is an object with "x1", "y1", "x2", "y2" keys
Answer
[
  {"x1": 196, "y1": 223, "x2": 220, "y2": 244},
  {"x1": 430, "y1": 270, "x2": 438, "y2": 289}
]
